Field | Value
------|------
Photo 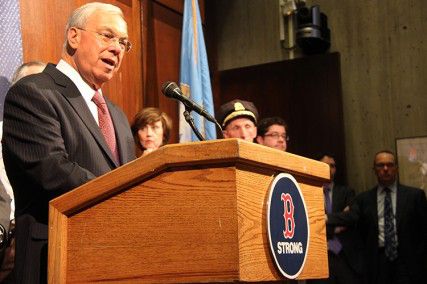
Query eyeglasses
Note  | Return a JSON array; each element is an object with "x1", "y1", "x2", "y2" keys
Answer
[
  {"x1": 76, "y1": 28, "x2": 132, "y2": 52},
  {"x1": 374, "y1": 162, "x2": 396, "y2": 169},
  {"x1": 264, "y1": 132, "x2": 290, "y2": 141}
]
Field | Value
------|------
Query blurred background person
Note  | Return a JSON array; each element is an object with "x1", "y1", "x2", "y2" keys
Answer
[
  {"x1": 131, "y1": 107, "x2": 172, "y2": 156},
  {"x1": 216, "y1": 99, "x2": 258, "y2": 142},
  {"x1": 328, "y1": 150, "x2": 427, "y2": 283},
  {"x1": 309, "y1": 153, "x2": 364, "y2": 284},
  {"x1": 256, "y1": 116, "x2": 289, "y2": 151},
  {"x1": 10, "y1": 61, "x2": 46, "y2": 85}
]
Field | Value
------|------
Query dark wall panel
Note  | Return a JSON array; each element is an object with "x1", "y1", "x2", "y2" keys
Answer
[
  {"x1": 142, "y1": 1, "x2": 182, "y2": 143},
  {"x1": 217, "y1": 53, "x2": 348, "y2": 183}
]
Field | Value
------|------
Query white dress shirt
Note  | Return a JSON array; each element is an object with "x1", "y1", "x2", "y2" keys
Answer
[{"x1": 56, "y1": 60, "x2": 102, "y2": 125}]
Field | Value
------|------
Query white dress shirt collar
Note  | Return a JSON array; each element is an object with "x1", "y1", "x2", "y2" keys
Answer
[
  {"x1": 56, "y1": 59, "x2": 102, "y2": 102},
  {"x1": 377, "y1": 181, "x2": 397, "y2": 193},
  {"x1": 56, "y1": 60, "x2": 101, "y2": 123}
]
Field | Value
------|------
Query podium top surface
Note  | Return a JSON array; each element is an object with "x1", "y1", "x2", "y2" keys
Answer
[{"x1": 50, "y1": 139, "x2": 329, "y2": 215}]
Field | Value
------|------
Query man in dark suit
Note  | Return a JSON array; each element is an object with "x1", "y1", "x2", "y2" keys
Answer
[
  {"x1": 309, "y1": 154, "x2": 364, "y2": 284},
  {"x1": 2, "y1": 3, "x2": 136, "y2": 283},
  {"x1": 328, "y1": 150, "x2": 427, "y2": 284}
]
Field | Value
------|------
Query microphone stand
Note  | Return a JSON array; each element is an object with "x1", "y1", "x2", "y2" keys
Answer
[
  {"x1": 214, "y1": 119, "x2": 224, "y2": 139},
  {"x1": 183, "y1": 107, "x2": 224, "y2": 141},
  {"x1": 183, "y1": 109, "x2": 205, "y2": 141}
]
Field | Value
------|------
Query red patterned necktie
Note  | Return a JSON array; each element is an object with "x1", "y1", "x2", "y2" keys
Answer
[{"x1": 92, "y1": 92, "x2": 119, "y2": 164}]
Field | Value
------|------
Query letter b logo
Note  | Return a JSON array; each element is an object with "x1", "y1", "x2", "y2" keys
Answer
[{"x1": 281, "y1": 193, "x2": 295, "y2": 238}]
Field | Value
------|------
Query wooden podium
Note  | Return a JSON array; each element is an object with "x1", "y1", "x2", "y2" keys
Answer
[{"x1": 48, "y1": 139, "x2": 329, "y2": 283}]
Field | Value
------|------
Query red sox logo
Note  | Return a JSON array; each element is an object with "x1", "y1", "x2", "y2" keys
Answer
[
  {"x1": 281, "y1": 193, "x2": 295, "y2": 239},
  {"x1": 267, "y1": 173, "x2": 309, "y2": 278}
]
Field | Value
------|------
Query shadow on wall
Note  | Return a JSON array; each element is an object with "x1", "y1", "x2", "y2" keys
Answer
[{"x1": 0, "y1": 77, "x2": 11, "y2": 121}]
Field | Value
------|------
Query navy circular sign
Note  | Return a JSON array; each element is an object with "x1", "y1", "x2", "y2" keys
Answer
[{"x1": 267, "y1": 173, "x2": 310, "y2": 279}]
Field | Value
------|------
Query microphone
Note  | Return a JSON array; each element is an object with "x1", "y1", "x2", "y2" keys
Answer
[{"x1": 161, "y1": 81, "x2": 217, "y2": 123}]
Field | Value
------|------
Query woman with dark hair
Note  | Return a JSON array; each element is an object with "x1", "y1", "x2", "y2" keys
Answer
[{"x1": 131, "y1": 107, "x2": 172, "y2": 156}]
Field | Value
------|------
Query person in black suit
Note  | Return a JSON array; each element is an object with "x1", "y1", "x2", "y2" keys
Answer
[
  {"x1": 309, "y1": 154, "x2": 364, "y2": 284},
  {"x1": 328, "y1": 150, "x2": 427, "y2": 284},
  {"x1": 2, "y1": 3, "x2": 136, "y2": 283}
]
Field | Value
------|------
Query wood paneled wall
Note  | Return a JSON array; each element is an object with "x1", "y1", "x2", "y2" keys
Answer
[
  {"x1": 142, "y1": 0, "x2": 205, "y2": 143},
  {"x1": 19, "y1": 0, "x2": 143, "y2": 122},
  {"x1": 141, "y1": 1, "x2": 182, "y2": 142},
  {"x1": 19, "y1": 0, "x2": 206, "y2": 144}
]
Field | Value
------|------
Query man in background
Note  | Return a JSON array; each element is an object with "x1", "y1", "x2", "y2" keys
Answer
[
  {"x1": 10, "y1": 61, "x2": 46, "y2": 85},
  {"x1": 328, "y1": 150, "x2": 427, "y2": 283},
  {"x1": 216, "y1": 99, "x2": 258, "y2": 142},
  {"x1": 256, "y1": 116, "x2": 289, "y2": 151},
  {"x1": 310, "y1": 153, "x2": 364, "y2": 284},
  {"x1": 3, "y1": 3, "x2": 135, "y2": 282}
]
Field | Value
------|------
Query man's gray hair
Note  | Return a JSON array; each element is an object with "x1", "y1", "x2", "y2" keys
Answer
[{"x1": 63, "y1": 2, "x2": 125, "y2": 51}]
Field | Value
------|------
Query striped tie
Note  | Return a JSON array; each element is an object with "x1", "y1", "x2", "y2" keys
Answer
[
  {"x1": 384, "y1": 188, "x2": 398, "y2": 261},
  {"x1": 92, "y1": 92, "x2": 119, "y2": 164}
]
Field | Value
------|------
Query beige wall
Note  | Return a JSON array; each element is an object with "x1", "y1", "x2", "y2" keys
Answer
[
  {"x1": 212, "y1": 0, "x2": 289, "y2": 70},
  {"x1": 211, "y1": 0, "x2": 427, "y2": 192}
]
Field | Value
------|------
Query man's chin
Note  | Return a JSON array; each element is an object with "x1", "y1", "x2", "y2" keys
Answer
[{"x1": 94, "y1": 74, "x2": 114, "y2": 87}]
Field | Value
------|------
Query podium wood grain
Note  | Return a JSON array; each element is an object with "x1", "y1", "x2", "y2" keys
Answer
[{"x1": 49, "y1": 139, "x2": 329, "y2": 283}]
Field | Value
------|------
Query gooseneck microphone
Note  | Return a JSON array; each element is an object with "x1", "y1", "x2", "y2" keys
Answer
[{"x1": 161, "y1": 81, "x2": 217, "y2": 123}]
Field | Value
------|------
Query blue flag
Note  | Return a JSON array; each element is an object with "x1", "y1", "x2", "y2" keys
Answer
[{"x1": 179, "y1": 0, "x2": 216, "y2": 142}]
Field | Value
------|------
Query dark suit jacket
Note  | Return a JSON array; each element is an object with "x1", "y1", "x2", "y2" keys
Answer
[
  {"x1": 326, "y1": 185, "x2": 364, "y2": 276},
  {"x1": 2, "y1": 63, "x2": 136, "y2": 283},
  {"x1": 328, "y1": 184, "x2": 427, "y2": 283}
]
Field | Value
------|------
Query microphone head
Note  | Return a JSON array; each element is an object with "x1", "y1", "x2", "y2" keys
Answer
[{"x1": 161, "y1": 81, "x2": 180, "y2": 98}]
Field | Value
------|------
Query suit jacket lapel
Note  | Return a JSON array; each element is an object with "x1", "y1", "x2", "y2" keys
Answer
[
  {"x1": 395, "y1": 184, "x2": 406, "y2": 229},
  {"x1": 332, "y1": 185, "x2": 342, "y2": 212},
  {"x1": 44, "y1": 64, "x2": 118, "y2": 167},
  {"x1": 370, "y1": 187, "x2": 379, "y2": 231}
]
